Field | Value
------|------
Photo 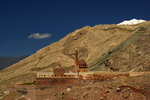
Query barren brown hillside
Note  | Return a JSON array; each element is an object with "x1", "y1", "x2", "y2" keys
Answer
[
  {"x1": 0, "y1": 21, "x2": 150, "y2": 85},
  {"x1": 90, "y1": 21, "x2": 150, "y2": 72}
]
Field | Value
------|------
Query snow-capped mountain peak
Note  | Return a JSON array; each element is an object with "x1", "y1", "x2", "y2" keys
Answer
[{"x1": 117, "y1": 19, "x2": 146, "y2": 25}]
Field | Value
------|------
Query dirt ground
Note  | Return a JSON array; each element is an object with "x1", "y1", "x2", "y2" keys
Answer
[{"x1": 1, "y1": 74, "x2": 150, "y2": 100}]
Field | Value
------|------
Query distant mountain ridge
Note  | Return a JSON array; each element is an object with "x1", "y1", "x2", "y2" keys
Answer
[{"x1": 0, "y1": 55, "x2": 29, "y2": 70}]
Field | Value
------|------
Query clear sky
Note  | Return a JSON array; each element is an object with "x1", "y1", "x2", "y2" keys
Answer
[{"x1": 0, "y1": 0, "x2": 150, "y2": 57}]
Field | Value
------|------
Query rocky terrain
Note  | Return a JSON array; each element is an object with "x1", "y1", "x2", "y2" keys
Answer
[
  {"x1": 0, "y1": 21, "x2": 150, "y2": 85},
  {"x1": 0, "y1": 20, "x2": 150, "y2": 100},
  {"x1": 91, "y1": 22, "x2": 150, "y2": 72},
  {"x1": 1, "y1": 74, "x2": 150, "y2": 100}
]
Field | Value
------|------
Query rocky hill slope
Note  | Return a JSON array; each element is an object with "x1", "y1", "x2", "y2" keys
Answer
[{"x1": 0, "y1": 21, "x2": 150, "y2": 85}]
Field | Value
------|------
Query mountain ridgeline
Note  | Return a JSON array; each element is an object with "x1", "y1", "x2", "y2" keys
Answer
[
  {"x1": 0, "y1": 55, "x2": 28, "y2": 70},
  {"x1": 0, "y1": 21, "x2": 150, "y2": 84}
]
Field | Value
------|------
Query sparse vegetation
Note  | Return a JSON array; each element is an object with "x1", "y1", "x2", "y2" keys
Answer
[{"x1": 89, "y1": 26, "x2": 148, "y2": 71}]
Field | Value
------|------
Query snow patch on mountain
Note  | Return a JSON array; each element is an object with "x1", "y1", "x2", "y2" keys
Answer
[{"x1": 118, "y1": 19, "x2": 146, "y2": 25}]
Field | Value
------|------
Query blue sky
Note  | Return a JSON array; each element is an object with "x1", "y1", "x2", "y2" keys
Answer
[{"x1": 0, "y1": 0, "x2": 150, "y2": 57}]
